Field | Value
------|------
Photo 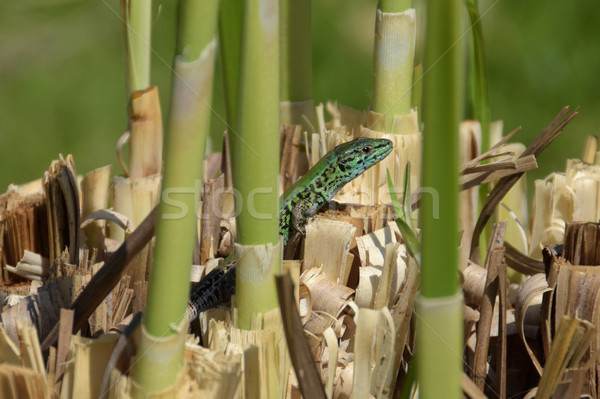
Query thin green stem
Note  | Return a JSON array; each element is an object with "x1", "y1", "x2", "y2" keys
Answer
[
  {"x1": 466, "y1": 0, "x2": 491, "y2": 147},
  {"x1": 421, "y1": 0, "x2": 461, "y2": 298},
  {"x1": 465, "y1": 0, "x2": 492, "y2": 260},
  {"x1": 418, "y1": 0, "x2": 463, "y2": 396},
  {"x1": 219, "y1": 0, "x2": 243, "y2": 129},
  {"x1": 177, "y1": 0, "x2": 217, "y2": 62},
  {"x1": 232, "y1": 0, "x2": 281, "y2": 329},
  {"x1": 122, "y1": 0, "x2": 151, "y2": 92},
  {"x1": 133, "y1": 0, "x2": 219, "y2": 393}
]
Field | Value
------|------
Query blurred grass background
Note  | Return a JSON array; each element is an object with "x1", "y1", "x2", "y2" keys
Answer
[{"x1": 1, "y1": 0, "x2": 599, "y2": 197}]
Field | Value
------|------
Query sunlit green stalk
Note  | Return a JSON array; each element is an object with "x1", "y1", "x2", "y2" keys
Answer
[
  {"x1": 421, "y1": 0, "x2": 461, "y2": 299},
  {"x1": 219, "y1": 0, "x2": 243, "y2": 129},
  {"x1": 133, "y1": 0, "x2": 219, "y2": 394},
  {"x1": 233, "y1": 0, "x2": 281, "y2": 330},
  {"x1": 371, "y1": 0, "x2": 415, "y2": 132},
  {"x1": 121, "y1": 0, "x2": 151, "y2": 92},
  {"x1": 418, "y1": 0, "x2": 463, "y2": 396}
]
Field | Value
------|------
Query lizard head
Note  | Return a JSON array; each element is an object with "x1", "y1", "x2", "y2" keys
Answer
[{"x1": 333, "y1": 137, "x2": 393, "y2": 182}]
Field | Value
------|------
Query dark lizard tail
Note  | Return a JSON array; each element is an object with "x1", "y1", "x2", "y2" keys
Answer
[{"x1": 187, "y1": 261, "x2": 236, "y2": 321}]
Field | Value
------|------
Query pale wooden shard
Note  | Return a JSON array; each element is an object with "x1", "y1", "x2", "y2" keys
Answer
[
  {"x1": 129, "y1": 86, "x2": 163, "y2": 178},
  {"x1": 109, "y1": 175, "x2": 159, "y2": 285},
  {"x1": 582, "y1": 135, "x2": 598, "y2": 164},
  {"x1": 0, "y1": 364, "x2": 51, "y2": 399},
  {"x1": 5, "y1": 250, "x2": 49, "y2": 281},
  {"x1": 355, "y1": 225, "x2": 408, "y2": 309},
  {"x1": 80, "y1": 165, "x2": 111, "y2": 256},
  {"x1": 60, "y1": 334, "x2": 119, "y2": 399},
  {"x1": 530, "y1": 159, "x2": 600, "y2": 259},
  {"x1": 198, "y1": 175, "x2": 225, "y2": 265},
  {"x1": 207, "y1": 309, "x2": 288, "y2": 399},
  {"x1": 280, "y1": 124, "x2": 303, "y2": 192},
  {"x1": 303, "y1": 218, "x2": 356, "y2": 284}
]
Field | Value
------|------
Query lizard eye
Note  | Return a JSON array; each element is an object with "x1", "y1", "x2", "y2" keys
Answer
[{"x1": 362, "y1": 147, "x2": 372, "y2": 154}]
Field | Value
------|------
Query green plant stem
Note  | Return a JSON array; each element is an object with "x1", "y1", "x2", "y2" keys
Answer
[
  {"x1": 219, "y1": 0, "x2": 243, "y2": 129},
  {"x1": 466, "y1": 0, "x2": 490, "y2": 151},
  {"x1": 133, "y1": 0, "x2": 219, "y2": 393},
  {"x1": 420, "y1": 0, "x2": 461, "y2": 301},
  {"x1": 122, "y1": 0, "x2": 151, "y2": 92},
  {"x1": 465, "y1": 0, "x2": 492, "y2": 261},
  {"x1": 232, "y1": 0, "x2": 281, "y2": 329},
  {"x1": 371, "y1": 2, "x2": 416, "y2": 132},
  {"x1": 416, "y1": 294, "x2": 463, "y2": 398},
  {"x1": 177, "y1": 1, "x2": 217, "y2": 61},
  {"x1": 418, "y1": 0, "x2": 463, "y2": 396}
]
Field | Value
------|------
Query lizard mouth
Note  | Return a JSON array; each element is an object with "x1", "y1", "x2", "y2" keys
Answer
[
  {"x1": 369, "y1": 138, "x2": 394, "y2": 161},
  {"x1": 347, "y1": 138, "x2": 393, "y2": 176}
]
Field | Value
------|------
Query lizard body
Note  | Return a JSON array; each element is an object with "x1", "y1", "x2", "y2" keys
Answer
[{"x1": 188, "y1": 137, "x2": 393, "y2": 320}]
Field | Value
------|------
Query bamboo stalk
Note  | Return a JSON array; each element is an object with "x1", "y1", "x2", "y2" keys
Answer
[
  {"x1": 232, "y1": 0, "x2": 281, "y2": 329},
  {"x1": 420, "y1": 0, "x2": 462, "y2": 298},
  {"x1": 129, "y1": 87, "x2": 163, "y2": 178},
  {"x1": 418, "y1": 0, "x2": 463, "y2": 396},
  {"x1": 133, "y1": 0, "x2": 220, "y2": 394},
  {"x1": 121, "y1": 0, "x2": 151, "y2": 92},
  {"x1": 219, "y1": 0, "x2": 244, "y2": 129},
  {"x1": 115, "y1": 1, "x2": 162, "y2": 270},
  {"x1": 112, "y1": 17, "x2": 162, "y2": 282},
  {"x1": 371, "y1": 0, "x2": 415, "y2": 132}
]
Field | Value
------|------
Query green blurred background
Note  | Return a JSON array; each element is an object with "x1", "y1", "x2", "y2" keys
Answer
[{"x1": 1, "y1": 0, "x2": 599, "y2": 196}]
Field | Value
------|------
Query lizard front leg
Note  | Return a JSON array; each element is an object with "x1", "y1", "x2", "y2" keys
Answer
[{"x1": 291, "y1": 199, "x2": 320, "y2": 236}]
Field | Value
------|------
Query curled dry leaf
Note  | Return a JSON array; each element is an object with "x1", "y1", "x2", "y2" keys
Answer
[
  {"x1": 515, "y1": 273, "x2": 552, "y2": 375},
  {"x1": 462, "y1": 263, "x2": 487, "y2": 308},
  {"x1": 300, "y1": 267, "x2": 355, "y2": 319}
]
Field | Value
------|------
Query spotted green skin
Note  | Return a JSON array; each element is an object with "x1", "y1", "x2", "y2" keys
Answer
[
  {"x1": 279, "y1": 137, "x2": 393, "y2": 244},
  {"x1": 188, "y1": 137, "x2": 393, "y2": 320}
]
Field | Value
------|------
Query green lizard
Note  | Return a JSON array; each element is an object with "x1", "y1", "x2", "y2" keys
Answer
[{"x1": 188, "y1": 136, "x2": 393, "y2": 320}]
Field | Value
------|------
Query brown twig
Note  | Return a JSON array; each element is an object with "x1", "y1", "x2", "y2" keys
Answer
[
  {"x1": 469, "y1": 106, "x2": 578, "y2": 262},
  {"x1": 275, "y1": 273, "x2": 327, "y2": 399},
  {"x1": 504, "y1": 242, "x2": 544, "y2": 275},
  {"x1": 41, "y1": 207, "x2": 157, "y2": 351},
  {"x1": 471, "y1": 222, "x2": 506, "y2": 392}
]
